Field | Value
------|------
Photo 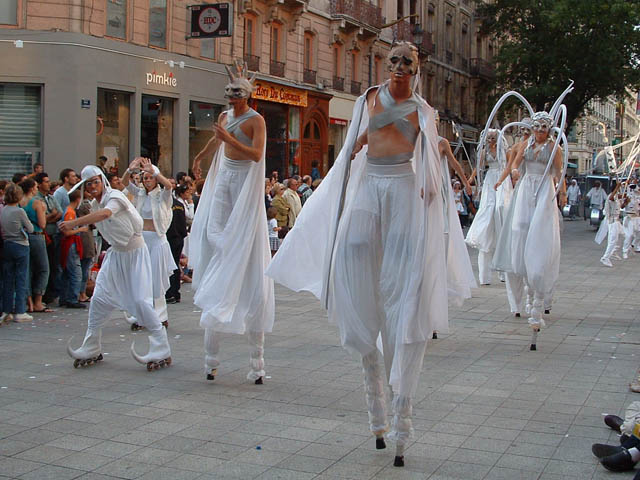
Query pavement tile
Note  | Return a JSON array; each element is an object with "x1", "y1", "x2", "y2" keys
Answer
[{"x1": 19, "y1": 464, "x2": 84, "y2": 480}]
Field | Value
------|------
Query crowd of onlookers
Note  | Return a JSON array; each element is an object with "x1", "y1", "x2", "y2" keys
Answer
[
  {"x1": 0, "y1": 161, "x2": 204, "y2": 324},
  {"x1": 0, "y1": 159, "x2": 324, "y2": 323}
]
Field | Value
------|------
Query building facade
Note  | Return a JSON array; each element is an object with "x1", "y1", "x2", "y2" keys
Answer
[{"x1": 0, "y1": 0, "x2": 494, "y2": 179}]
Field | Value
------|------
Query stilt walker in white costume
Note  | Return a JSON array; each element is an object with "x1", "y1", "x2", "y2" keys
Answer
[
  {"x1": 596, "y1": 181, "x2": 627, "y2": 267},
  {"x1": 492, "y1": 85, "x2": 571, "y2": 351},
  {"x1": 267, "y1": 42, "x2": 473, "y2": 467},
  {"x1": 623, "y1": 181, "x2": 640, "y2": 259},
  {"x1": 190, "y1": 60, "x2": 274, "y2": 384},
  {"x1": 63, "y1": 166, "x2": 172, "y2": 370},
  {"x1": 465, "y1": 128, "x2": 512, "y2": 285},
  {"x1": 121, "y1": 157, "x2": 176, "y2": 330}
]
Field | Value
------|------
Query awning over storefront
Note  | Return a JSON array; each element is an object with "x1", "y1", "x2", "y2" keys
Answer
[{"x1": 329, "y1": 95, "x2": 355, "y2": 123}]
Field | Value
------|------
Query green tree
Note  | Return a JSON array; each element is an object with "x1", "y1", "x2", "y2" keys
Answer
[{"x1": 476, "y1": 0, "x2": 640, "y2": 130}]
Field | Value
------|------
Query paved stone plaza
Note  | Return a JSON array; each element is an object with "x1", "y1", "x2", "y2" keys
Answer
[{"x1": 1, "y1": 220, "x2": 639, "y2": 480}]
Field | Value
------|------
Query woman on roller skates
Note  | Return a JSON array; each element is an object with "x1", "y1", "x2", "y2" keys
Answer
[
  {"x1": 121, "y1": 157, "x2": 176, "y2": 331},
  {"x1": 61, "y1": 166, "x2": 172, "y2": 371}
]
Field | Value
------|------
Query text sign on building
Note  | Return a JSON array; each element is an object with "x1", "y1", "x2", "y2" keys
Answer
[
  {"x1": 252, "y1": 81, "x2": 308, "y2": 107},
  {"x1": 146, "y1": 70, "x2": 177, "y2": 88},
  {"x1": 189, "y1": 3, "x2": 233, "y2": 38}
]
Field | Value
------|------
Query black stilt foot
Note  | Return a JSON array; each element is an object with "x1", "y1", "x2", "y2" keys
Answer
[
  {"x1": 432, "y1": 332, "x2": 438, "y2": 339},
  {"x1": 544, "y1": 309, "x2": 550, "y2": 315},
  {"x1": 376, "y1": 437, "x2": 386, "y2": 449},
  {"x1": 515, "y1": 313, "x2": 521, "y2": 317},
  {"x1": 393, "y1": 456, "x2": 404, "y2": 467},
  {"x1": 255, "y1": 377, "x2": 264, "y2": 385},
  {"x1": 162, "y1": 320, "x2": 168, "y2": 329},
  {"x1": 130, "y1": 322, "x2": 144, "y2": 331},
  {"x1": 530, "y1": 344, "x2": 537, "y2": 351},
  {"x1": 206, "y1": 368, "x2": 217, "y2": 381}
]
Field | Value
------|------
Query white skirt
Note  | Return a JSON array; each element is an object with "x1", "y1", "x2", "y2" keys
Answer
[
  {"x1": 142, "y1": 231, "x2": 177, "y2": 298},
  {"x1": 465, "y1": 168, "x2": 502, "y2": 252}
]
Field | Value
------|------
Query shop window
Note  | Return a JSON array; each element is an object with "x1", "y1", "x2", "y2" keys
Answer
[
  {"x1": 259, "y1": 102, "x2": 289, "y2": 178},
  {"x1": 149, "y1": 0, "x2": 167, "y2": 48},
  {"x1": 351, "y1": 51, "x2": 359, "y2": 82},
  {"x1": 271, "y1": 23, "x2": 283, "y2": 62},
  {"x1": 96, "y1": 89, "x2": 130, "y2": 175},
  {"x1": 304, "y1": 32, "x2": 314, "y2": 70},
  {"x1": 244, "y1": 15, "x2": 257, "y2": 57},
  {"x1": 201, "y1": 38, "x2": 216, "y2": 60},
  {"x1": 141, "y1": 95, "x2": 173, "y2": 176},
  {"x1": 0, "y1": 84, "x2": 41, "y2": 179},
  {"x1": 0, "y1": 0, "x2": 17, "y2": 25},
  {"x1": 189, "y1": 100, "x2": 222, "y2": 176},
  {"x1": 106, "y1": 0, "x2": 127, "y2": 39},
  {"x1": 288, "y1": 108, "x2": 300, "y2": 176}
]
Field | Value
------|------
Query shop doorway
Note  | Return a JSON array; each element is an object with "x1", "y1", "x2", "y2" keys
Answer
[
  {"x1": 141, "y1": 95, "x2": 174, "y2": 176},
  {"x1": 301, "y1": 116, "x2": 323, "y2": 176}
]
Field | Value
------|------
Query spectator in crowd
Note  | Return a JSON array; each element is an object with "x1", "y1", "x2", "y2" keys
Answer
[
  {"x1": 312, "y1": 178, "x2": 322, "y2": 190},
  {"x1": 76, "y1": 199, "x2": 95, "y2": 303},
  {"x1": 0, "y1": 181, "x2": 5, "y2": 301},
  {"x1": 49, "y1": 181, "x2": 61, "y2": 194},
  {"x1": 310, "y1": 161, "x2": 320, "y2": 181},
  {"x1": 59, "y1": 190, "x2": 86, "y2": 308},
  {"x1": 1, "y1": 183, "x2": 34, "y2": 323},
  {"x1": 270, "y1": 170, "x2": 279, "y2": 185},
  {"x1": 453, "y1": 181, "x2": 470, "y2": 227},
  {"x1": 586, "y1": 180, "x2": 608, "y2": 211},
  {"x1": 193, "y1": 179, "x2": 204, "y2": 211},
  {"x1": 97, "y1": 156, "x2": 108, "y2": 174},
  {"x1": 283, "y1": 177, "x2": 302, "y2": 227},
  {"x1": 176, "y1": 171, "x2": 188, "y2": 185},
  {"x1": 567, "y1": 178, "x2": 581, "y2": 219},
  {"x1": 53, "y1": 168, "x2": 79, "y2": 214},
  {"x1": 271, "y1": 183, "x2": 290, "y2": 228},
  {"x1": 176, "y1": 182, "x2": 195, "y2": 227},
  {"x1": 12, "y1": 173, "x2": 26, "y2": 184},
  {"x1": 34, "y1": 172, "x2": 63, "y2": 304},
  {"x1": 265, "y1": 178, "x2": 272, "y2": 210},
  {"x1": 266, "y1": 207, "x2": 281, "y2": 256},
  {"x1": 28, "y1": 162, "x2": 44, "y2": 178},
  {"x1": 168, "y1": 178, "x2": 177, "y2": 191},
  {"x1": 298, "y1": 175, "x2": 313, "y2": 206},
  {"x1": 19, "y1": 178, "x2": 50, "y2": 313},
  {"x1": 166, "y1": 184, "x2": 189, "y2": 304},
  {"x1": 106, "y1": 172, "x2": 124, "y2": 191}
]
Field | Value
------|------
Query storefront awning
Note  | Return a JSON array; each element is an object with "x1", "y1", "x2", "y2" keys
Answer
[{"x1": 567, "y1": 162, "x2": 577, "y2": 169}]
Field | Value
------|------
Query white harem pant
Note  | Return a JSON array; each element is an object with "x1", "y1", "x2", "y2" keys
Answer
[
  {"x1": 330, "y1": 161, "x2": 427, "y2": 446},
  {"x1": 623, "y1": 216, "x2": 640, "y2": 255}
]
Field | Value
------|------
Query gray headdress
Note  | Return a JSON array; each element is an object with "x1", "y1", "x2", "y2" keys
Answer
[{"x1": 224, "y1": 59, "x2": 257, "y2": 99}]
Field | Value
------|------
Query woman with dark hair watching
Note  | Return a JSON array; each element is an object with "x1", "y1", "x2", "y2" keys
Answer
[
  {"x1": 19, "y1": 178, "x2": 50, "y2": 313},
  {"x1": 1, "y1": 183, "x2": 34, "y2": 323}
]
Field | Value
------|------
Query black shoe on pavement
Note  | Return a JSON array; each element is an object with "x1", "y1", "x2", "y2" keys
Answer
[
  {"x1": 592, "y1": 443, "x2": 623, "y2": 459},
  {"x1": 66, "y1": 302, "x2": 87, "y2": 309},
  {"x1": 601, "y1": 448, "x2": 637, "y2": 472},
  {"x1": 58, "y1": 300, "x2": 69, "y2": 307},
  {"x1": 605, "y1": 414, "x2": 623, "y2": 432},
  {"x1": 165, "y1": 297, "x2": 180, "y2": 304}
]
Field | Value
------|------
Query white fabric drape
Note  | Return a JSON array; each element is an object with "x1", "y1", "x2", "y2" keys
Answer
[{"x1": 189, "y1": 116, "x2": 275, "y2": 335}]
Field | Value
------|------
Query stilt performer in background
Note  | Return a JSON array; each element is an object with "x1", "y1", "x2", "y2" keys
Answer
[
  {"x1": 62, "y1": 166, "x2": 172, "y2": 370},
  {"x1": 492, "y1": 84, "x2": 571, "y2": 350},
  {"x1": 267, "y1": 42, "x2": 473, "y2": 467},
  {"x1": 190, "y1": 60, "x2": 274, "y2": 384}
]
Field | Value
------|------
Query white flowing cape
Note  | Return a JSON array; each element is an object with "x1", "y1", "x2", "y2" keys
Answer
[
  {"x1": 189, "y1": 129, "x2": 275, "y2": 334},
  {"x1": 266, "y1": 87, "x2": 474, "y2": 344}
]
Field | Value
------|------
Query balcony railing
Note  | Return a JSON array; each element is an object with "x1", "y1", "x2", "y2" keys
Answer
[
  {"x1": 350, "y1": 80, "x2": 361, "y2": 95},
  {"x1": 446, "y1": 50, "x2": 453, "y2": 64},
  {"x1": 270, "y1": 60, "x2": 285, "y2": 77},
  {"x1": 470, "y1": 58, "x2": 495, "y2": 80},
  {"x1": 392, "y1": 21, "x2": 435, "y2": 56},
  {"x1": 333, "y1": 76, "x2": 345, "y2": 91},
  {"x1": 329, "y1": 0, "x2": 382, "y2": 30},
  {"x1": 243, "y1": 54, "x2": 260, "y2": 71},
  {"x1": 303, "y1": 69, "x2": 317, "y2": 84},
  {"x1": 460, "y1": 57, "x2": 469, "y2": 71}
]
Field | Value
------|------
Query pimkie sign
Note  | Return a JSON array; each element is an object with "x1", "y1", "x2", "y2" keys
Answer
[
  {"x1": 146, "y1": 70, "x2": 177, "y2": 87},
  {"x1": 252, "y1": 81, "x2": 308, "y2": 107}
]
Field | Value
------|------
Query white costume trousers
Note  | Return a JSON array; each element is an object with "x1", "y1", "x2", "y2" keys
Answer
[
  {"x1": 623, "y1": 217, "x2": 640, "y2": 255},
  {"x1": 88, "y1": 245, "x2": 163, "y2": 334},
  {"x1": 330, "y1": 162, "x2": 427, "y2": 446},
  {"x1": 602, "y1": 221, "x2": 623, "y2": 261},
  {"x1": 204, "y1": 329, "x2": 265, "y2": 381}
]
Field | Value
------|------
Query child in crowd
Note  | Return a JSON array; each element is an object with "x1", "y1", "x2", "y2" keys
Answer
[{"x1": 267, "y1": 207, "x2": 281, "y2": 256}]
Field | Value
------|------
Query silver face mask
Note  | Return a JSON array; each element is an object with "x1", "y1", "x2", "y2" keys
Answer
[
  {"x1": 224, "y1": 60, "x2": 257, "y2": 99},
  {"x1": 387, "y1": 42, "x2": 419, "y2": 76},
  {"x1": 531, "y1": 112, "x2": 553, "y2": 133}
]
